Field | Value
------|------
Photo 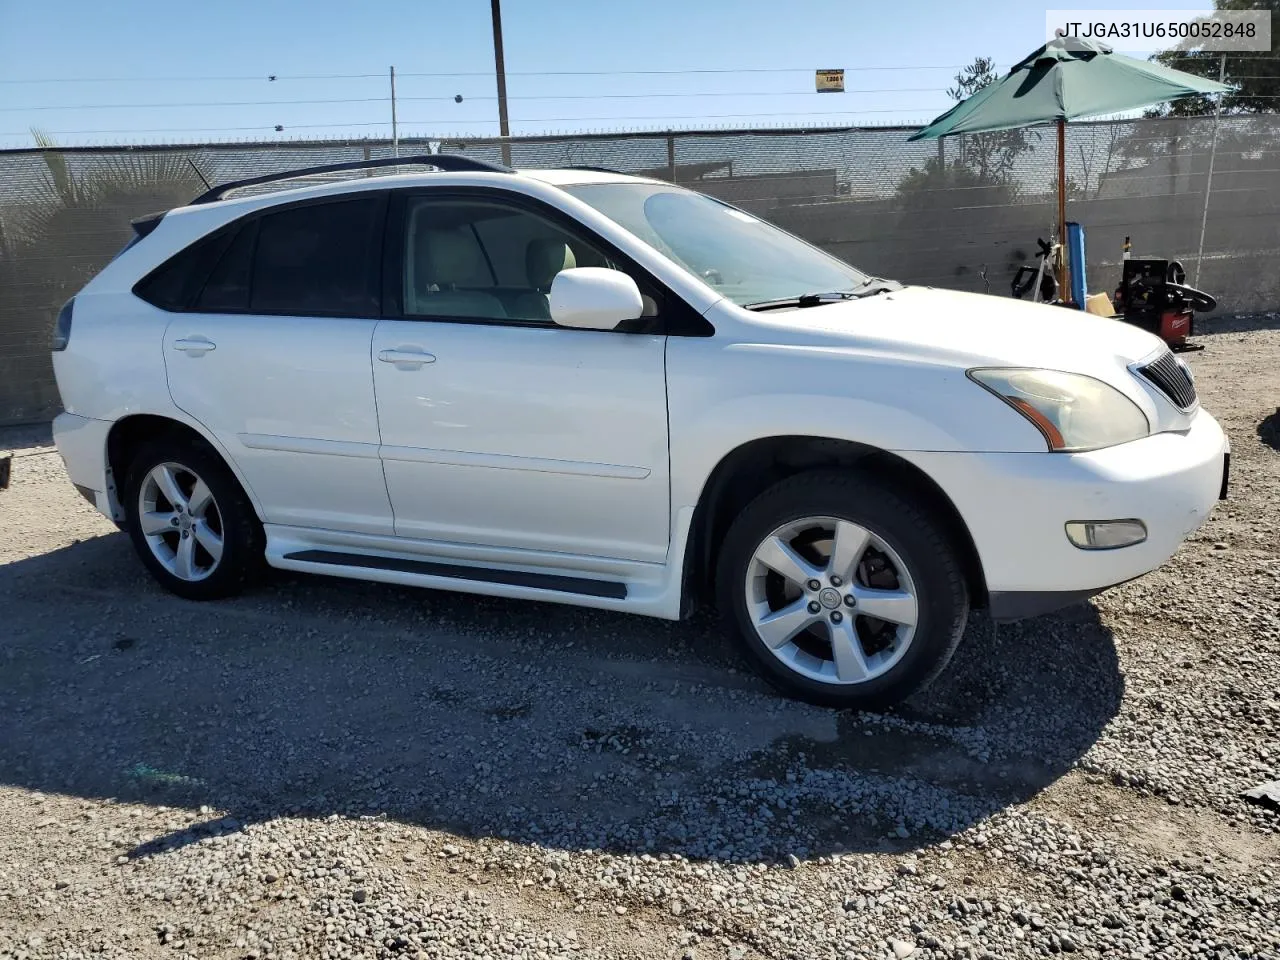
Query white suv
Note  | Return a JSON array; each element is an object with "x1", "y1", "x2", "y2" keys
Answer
[{"x1": 50, "y1": 155, "x2": 1228, "y2": 707}]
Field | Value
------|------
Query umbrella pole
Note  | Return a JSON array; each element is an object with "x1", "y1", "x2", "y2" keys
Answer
[{"x1": 1057, "y1": 119, "x2": 1070, "y2": 303}]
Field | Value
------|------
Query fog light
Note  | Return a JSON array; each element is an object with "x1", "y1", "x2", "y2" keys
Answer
[{"x1": 1065, "y1": 520, "x2": 1147, "y2": 550}]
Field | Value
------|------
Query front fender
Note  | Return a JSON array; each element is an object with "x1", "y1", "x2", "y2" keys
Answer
[{"x1": 665, "y1": 336, "x2": 1045, "y2": 512}]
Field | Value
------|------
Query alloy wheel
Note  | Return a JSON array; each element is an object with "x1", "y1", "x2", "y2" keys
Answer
[
  {"x1": 136, "y1": 462, "x2": 224, "y2": 583},
  {"x1": 744, "y1": 516, "x2": 919, "y2": 685}
]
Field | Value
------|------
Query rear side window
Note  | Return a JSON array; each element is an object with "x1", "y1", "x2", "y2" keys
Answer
[
  {"x1": 134, "y1": 195, "x2": 384, "y2": 316},
  {"x1": 250, "y1": 198, "x2": 381, "y2": 316},
  {"x1": 195, "y1": 223, "x2": 255, "y2": 312},
  {"x1": 134, "y1": 229, "x2": 236, "y2": 310}
]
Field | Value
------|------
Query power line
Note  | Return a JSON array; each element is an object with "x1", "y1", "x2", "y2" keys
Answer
[
  {"x1": 0, "y1": 123, "x2": 334, "y2": 137},
  {"x1": 0, "y1": 97, "x2": 389, "y2": 112},
  {"x1": 0, "y1": 64, "x2": 993, "y2": 86},
  {"x1": 0, "y1": 74, "x2": 385, "y2": 84},
  {"x1": 0, "y1": 53, "x2": 1272, "y2": 86},
  {"x1": 452, "y1": 107, "x2": 958, "y2": 122},
  {"x1": 4, "y1": 53, "x2": 1278, "y2": 85},
  {"x1": 404, "y1": 66, "x2": 979, "y2": 77},
  {"x1": 0, "y1": 88, "x2": 957, "y2": 112},
  {"x1": 448, "y1": 88, "x2": 948, "y2": 100},
  {"x1": 421, "y1": 88, "x2": 950, "y2": 100}
]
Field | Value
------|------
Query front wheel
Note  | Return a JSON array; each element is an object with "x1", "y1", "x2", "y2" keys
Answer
[{"x1": 716, "y1": 471, "x2": 969, "y2": 709}]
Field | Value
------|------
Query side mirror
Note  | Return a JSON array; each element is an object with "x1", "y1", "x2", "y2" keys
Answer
[{"x1": 549, "y1": 267, "x2": 644, "y2": 331}]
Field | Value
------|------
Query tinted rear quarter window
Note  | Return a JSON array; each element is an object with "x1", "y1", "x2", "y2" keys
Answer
[
  {"x1": 134, "y1": 229, "x2": 236, "y2": 310},
  {"x1": 195, "y1": 222, "x2": 256, "y2": 312},
  {"x1": 250, "y1": 198, "x2": 381, "y2": 316}
]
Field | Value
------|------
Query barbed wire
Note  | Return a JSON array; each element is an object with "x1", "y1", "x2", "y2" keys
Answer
[{"x1": 0, "y1": 107, "x2": 968, "y2": 139}]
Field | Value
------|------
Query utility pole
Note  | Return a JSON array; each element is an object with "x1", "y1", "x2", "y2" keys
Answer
[
  {"x1": 389, "y1": 66, "x2": 399, "y2": 157},
  {"x1": 490, "y1": 0, "x2": 512, "y2": 165}
]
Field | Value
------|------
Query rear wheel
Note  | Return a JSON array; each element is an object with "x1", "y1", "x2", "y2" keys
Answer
[
  {"x1": 716, "y1": 470, "x2": 969, "y2": 708},
  {"x1": 123, "y1": 438, "x2": 263, "y2": 600}
]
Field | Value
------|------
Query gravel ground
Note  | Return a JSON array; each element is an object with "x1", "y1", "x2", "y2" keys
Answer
[{"x1": 1, "y1": 320, "x2": 1278, "y2": 960}]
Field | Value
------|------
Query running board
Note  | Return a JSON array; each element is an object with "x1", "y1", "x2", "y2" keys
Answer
[{"x1": 281, "y1": 549, "x2": 628, "y2": 600}]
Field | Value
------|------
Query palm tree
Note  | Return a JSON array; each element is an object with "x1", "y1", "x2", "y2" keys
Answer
[{"x1": 0, "y1": 133, "x2": 209, "y2": 424}]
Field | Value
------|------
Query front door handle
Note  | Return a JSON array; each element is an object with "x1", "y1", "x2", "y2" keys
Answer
[
  {"x1": 378, "y1": 347, "x2": 436, "y2": 369},
  {"x1": 172, "y1": 337, "x2": 216, "y2": 355}
]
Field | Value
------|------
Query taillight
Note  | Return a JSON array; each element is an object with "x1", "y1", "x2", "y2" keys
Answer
[{"x1": 51, "y1": 298, "x2": 74, "y2": 351}]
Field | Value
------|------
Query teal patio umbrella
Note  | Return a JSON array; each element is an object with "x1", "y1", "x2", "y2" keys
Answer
[{"x1": 910, "y1": 37, "x2": 1229, "y2": 299}]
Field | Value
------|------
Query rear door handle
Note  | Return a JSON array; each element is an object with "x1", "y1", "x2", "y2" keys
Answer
[
  {"x1": 378, "y1": 347, "x2": 436, "y2": 368},
  {"x1": 172, "y1": 337, "x2": 216, "y2": 355}
]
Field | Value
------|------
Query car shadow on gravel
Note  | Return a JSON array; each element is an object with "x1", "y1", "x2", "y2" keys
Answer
[
  {"x1": 1, "y1": 533, "x2": 1124, "y2": 864},
  {"x1": 1259, "y1": 409, "x2": 1280, "y2": 451},
  {"x1": 1195, "y1": 311, "x2": 1280, "y2": 335}
]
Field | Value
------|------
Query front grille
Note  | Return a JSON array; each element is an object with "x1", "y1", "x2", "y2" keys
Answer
[{"x1": 1137, "y1": 351, "x2": 1197, "y2": 410}]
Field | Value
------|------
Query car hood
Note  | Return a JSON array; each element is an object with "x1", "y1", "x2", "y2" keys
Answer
[{"x1": 751, "y1": 286, "x2": 1167, "y2": 376}]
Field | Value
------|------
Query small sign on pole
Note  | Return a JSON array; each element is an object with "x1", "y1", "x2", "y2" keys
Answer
[{"x1": 815, "y1": 69, "x2": 845, "y2": 93}]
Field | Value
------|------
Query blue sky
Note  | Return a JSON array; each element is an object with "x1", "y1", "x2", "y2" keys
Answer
[{"x1": 0, "y1": 0, "x2": 1213, "y2": 149}]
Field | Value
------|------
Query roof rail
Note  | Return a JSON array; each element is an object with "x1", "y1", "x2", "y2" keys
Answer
[
  {"x1": 188, "y1": 153, "x2": 514, "y2": 205},
  {"x1": 562, "y1": 165, "x2": 624, "y2": 174}
]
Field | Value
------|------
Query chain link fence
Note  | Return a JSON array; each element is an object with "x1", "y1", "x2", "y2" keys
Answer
[{"x1": 3, "y1": 114, "x2": 1279, "y2": 424}]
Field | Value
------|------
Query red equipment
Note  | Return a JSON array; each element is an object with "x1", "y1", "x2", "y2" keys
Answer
[{"x1": 1112, "y1": 257, "x2": 1215, "y2": 352}]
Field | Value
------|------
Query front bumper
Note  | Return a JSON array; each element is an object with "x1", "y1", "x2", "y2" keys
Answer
[
  {"x1": 903, "y1": 408, "x2": 1228, "y2": 612},
  {"x1": 987, "y1": 586, "x2": 1123, "y2": 621}
]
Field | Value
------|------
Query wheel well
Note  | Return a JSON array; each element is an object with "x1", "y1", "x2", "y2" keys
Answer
[
  {"x1": 681, "y1": 436, "x2": 988, "y2": 614},
  {"x1": 105, "y1": 415, "x2": 221, "y2": 514}
]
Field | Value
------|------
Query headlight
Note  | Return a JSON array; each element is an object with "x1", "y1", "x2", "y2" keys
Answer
[{"x1": 968, "y1": 368, "x2": 1150, "y2": 452}]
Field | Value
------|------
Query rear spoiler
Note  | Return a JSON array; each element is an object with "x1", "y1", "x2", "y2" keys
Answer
[
  {"x1": 131, "y1": 211, "x2": 167, "y2": 239},
  {"x1": 103, "y1": 210, "x2": 168, "y2": 264}
]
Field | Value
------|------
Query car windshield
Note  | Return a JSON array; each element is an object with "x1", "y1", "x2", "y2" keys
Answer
[{"x1": 561, "y1": 182, "x2": 870, "y2": 307}]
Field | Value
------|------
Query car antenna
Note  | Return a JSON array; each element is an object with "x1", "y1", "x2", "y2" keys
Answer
[{"x1": 186, "y1": 158, "x2": 212, "y2": 191}]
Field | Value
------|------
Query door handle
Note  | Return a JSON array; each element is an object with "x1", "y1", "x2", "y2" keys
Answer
[
  {"x1": 172, "y1": 337, "x2": 216, "y2": 355},
  {"x1": 378, "y1": 347, "x2": 436, "y2": 368}
]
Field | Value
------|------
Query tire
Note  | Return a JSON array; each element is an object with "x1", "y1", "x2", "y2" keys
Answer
[
  {"x1": 123, "y1": 436, "x2": 263, "y2": 601},
  {"x1": 715, "y1": 469, "x2": 969, "y2": 709}
]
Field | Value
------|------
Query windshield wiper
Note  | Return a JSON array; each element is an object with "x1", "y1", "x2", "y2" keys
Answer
[
  {"x1": 744, "y1": 280, "x2": 901, "y2": 312},
  {"x1": 744, "y1": 291, "x2": 857, "y2": 312}
]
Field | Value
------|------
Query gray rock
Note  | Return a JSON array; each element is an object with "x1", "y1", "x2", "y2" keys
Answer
[{"x1": 1243, "y1": 780, "x2": 1280, "y2": 810}]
